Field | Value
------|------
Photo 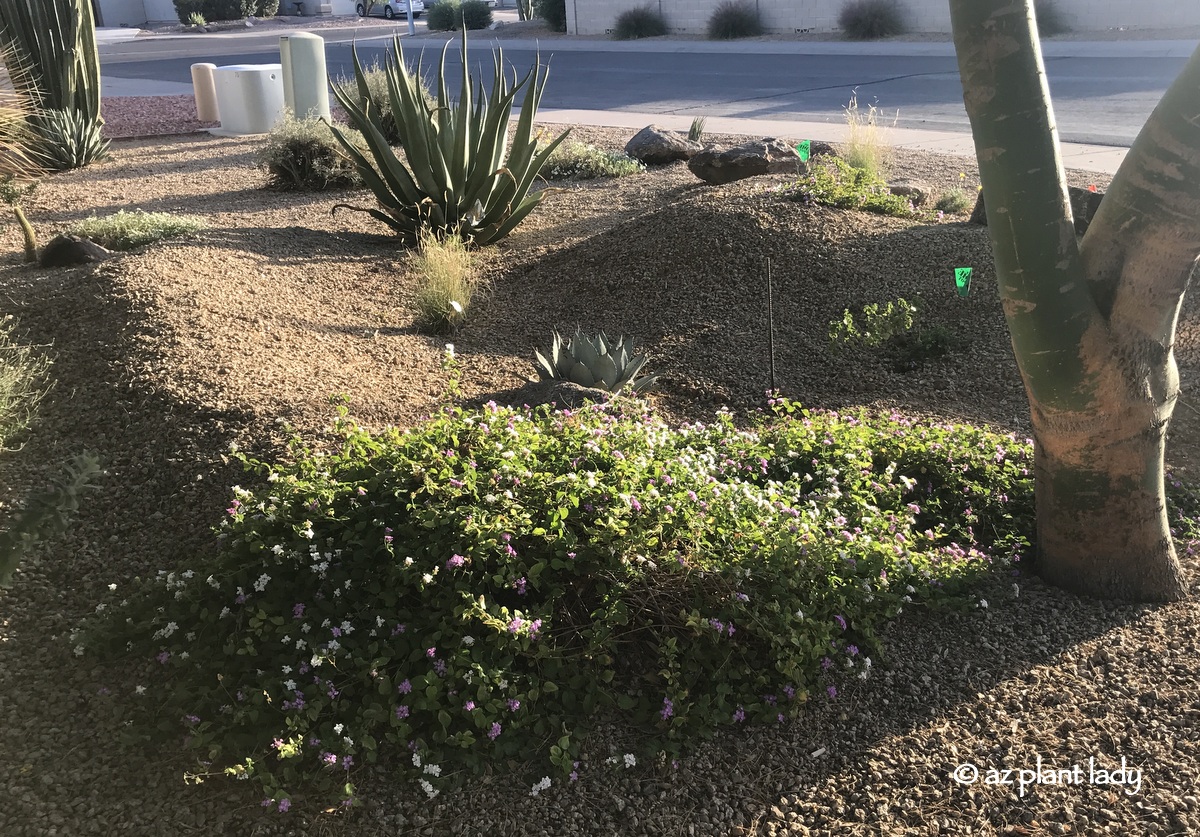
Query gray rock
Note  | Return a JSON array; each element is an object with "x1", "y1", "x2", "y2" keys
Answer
[
  {"x1": 888, "y1": 180, "x2": 929, "y2": 207},
  {"x1": 624, "y1": 125, "x2": 703, "y2": 165},
  {"x1": 687, "y1": 138, "x2": 804, "y2": 185},
  {"x1": 38, "y1": 235, "x2": 111, "y2": 268},
  {"x1": 970, "y1": 184, "x2": 1104, "y2": 234}
]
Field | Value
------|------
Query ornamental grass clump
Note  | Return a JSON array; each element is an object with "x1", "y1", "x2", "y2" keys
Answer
[
  {"x1": 838, "y1": 0, "x2": 906, "y2": 40},
  {"x1": 612, "y1": 6, "x2": 667, "y2": 39},
  {"x1": 412, "y1": 230, "x2": 478, "y2": 334},
  {"x1": 67, "y1": 210, "x2": 206, "y2": 250},
  {"x1": 85, "y1": 357, "x2": 1075, "y2": 808},
  {"x1": 842, "y1": 91, "x2": 894, "y2": 180},
  {"x1": 329, "y1": 32, "x2": 569, "y2": 246},
  {"x1": 706, "y1": 1, "x2": 764, "y2": 39}
]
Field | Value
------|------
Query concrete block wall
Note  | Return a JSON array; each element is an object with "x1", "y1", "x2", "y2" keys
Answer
[{"x1": 566, "y1": 0, "x2": 1200, "y2": 36}]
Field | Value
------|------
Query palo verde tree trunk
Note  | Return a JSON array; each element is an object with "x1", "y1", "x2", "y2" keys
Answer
[{"x1": 949, "y1": 0, "x2": 1200, "y2": 601}]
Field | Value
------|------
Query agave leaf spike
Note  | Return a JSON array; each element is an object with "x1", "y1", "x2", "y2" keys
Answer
[
  {"x1": 568, "y1": 361, "x2": 595, "y2": 388},
  {"x1": 534, "y1": 347, "x2": 556, "y2": 380}
]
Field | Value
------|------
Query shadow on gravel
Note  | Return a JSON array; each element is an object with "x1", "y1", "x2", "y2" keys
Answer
[
  {"x1": 0, "y1": 257, "x2": 298, "y2": 830},
  {"x1": 205, "y1": 224, "x2": 404, "y2": 264}
]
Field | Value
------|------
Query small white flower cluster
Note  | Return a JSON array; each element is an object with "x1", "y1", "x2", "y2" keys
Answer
[
  {"x1": 530, "y1": 776, "x2": 552, "y2": 796},
  {"x1": 419, "y1": 779, "x2": 439, "y2": 799},
  {"x1": 253, "y1": 573, "x2": 271, "y2": 592},
  {"x1": 152, "y1": 621, "x2": 179, "y2": 640}
]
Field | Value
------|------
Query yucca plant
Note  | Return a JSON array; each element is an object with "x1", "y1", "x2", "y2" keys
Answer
[
  {"x1": 0, "y1": 0, "x2": 108, "y2": 170},
  {"x1": 328, "y1": 31, "x2": 569, "y2": 247},
  {"x1": 534, "y1": 328, "x2": 659, "y2": 394}
]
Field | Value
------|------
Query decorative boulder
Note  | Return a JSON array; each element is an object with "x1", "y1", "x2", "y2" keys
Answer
[
  {"x1": 970, "y1": 185, "x2": 1104, "y2": 235},
  {"x1": 888, "y1": 180, "x2": 929, "y2": 207},
  {"x1": 39, "y1": 234, "x2": 111, "y2": 268},
  {"x1": 687, "y1": 138, "x2": 803, "y2": 185},
  {"x1": 624, "y1": 125, "x2": 702, "y2": 165},
  {"x1": 806, "y1": 140, "x2": 839, "y2": 159}
]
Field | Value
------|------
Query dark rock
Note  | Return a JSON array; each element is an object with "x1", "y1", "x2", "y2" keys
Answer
[
  {"x1": 687, "y1": 138, "x2": 804, "y2": 185},
  {"x1": 38, "y1": 235, "x2": 111, "y2": 268},
  {"x1": 461, "y1": 380, "x2": 609, "y2": 413},
  {"x1": 888, "y1": 180, "x2": 929, "y2": 207},
  {"x1": 808, "y1": 140, "x2": 838, "y2": 159},
  {"x1": 970, "y1": 185, "x2": 1105, "y2": 234},
  {"x1": 624, "y1": 125, "x2": 702, "y2": 165}
]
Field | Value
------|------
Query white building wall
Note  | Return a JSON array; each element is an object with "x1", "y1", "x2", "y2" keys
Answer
[
  {"x1": 98, "y1": 0, "x2": 151, "y2": 26},
  {"x1": 143, "y1": 0, "x2": 178, "y2": 23},
  {"x1": 568, "y1": 0, "x2": 1200, "y2": 36}
]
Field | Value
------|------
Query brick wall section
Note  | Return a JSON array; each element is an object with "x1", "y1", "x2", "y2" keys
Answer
[{"x1": 566, "y1": 0, "x2": 1200, "y2": 36}]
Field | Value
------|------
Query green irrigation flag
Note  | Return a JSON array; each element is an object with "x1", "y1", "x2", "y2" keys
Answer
[{"x1": 955, "y1": 266, "x2": 973, "y2": 297}]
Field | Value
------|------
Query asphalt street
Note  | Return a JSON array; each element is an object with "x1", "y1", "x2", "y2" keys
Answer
[{"x1": 98, "y1": 33, "x2": 1190, "y2": 146}]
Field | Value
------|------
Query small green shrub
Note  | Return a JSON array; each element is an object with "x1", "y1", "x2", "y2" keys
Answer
[
  {"x1": 843, "y1": 92, "x2": 894, "y2": 179},
  {"x1": 829, "y1": 297, "x2": 917, "y2": 350},
  {"x1": 830, "y1": 297, "x2": 962, "y2": 370},
  {"x1": 427, "y1": 0, "x2": 489, "y2": 30},
  {"x1": 1034, "y1": 0, "x2": 1069, "y2": 36},
  {"x1": 542, "y1": 142, "x2": 644, "y2": 180},
  {"x1": 534, "y1": 0, "x2": 566, "y2": 31},
  {"x1": 67, "y1": 210, "x2": 206, "y2": 250},
  {"x1": 783, "y1": 156, "x2": 912, "y2": 217},
  {"x1": 257, "y1": 114, "x2": 364, "y2": 191},
  {"x1": 838, "y1": 0, "x2": 906, "y2": 39},
  {"x1": 687, "y1": 116, "x2": 706, "y2": 143},
  {"x1": 707, "y1": 1, "x2": 764, "y2": 39},
  {"x1": 934, "y1": 187, "x2": 972, "y2": 215},
  {"x1": 412, "y1": 230, "x2": 478, "y2": 334},
  {"x1": 612, "y1": 5, "x2": 667, "y2": 39},
  {"x1": 460, "y1": 0, "x2": 492, "y2": 29},
  {"x1": 425, "y1": 0, "x2": 459, "y2": 29},
  {"x1": 84, "y1": 379, "x2": 1048, "y2": 808},
  {"x1": 187, "y1": 11, "x2": 206, "y2": 24}
]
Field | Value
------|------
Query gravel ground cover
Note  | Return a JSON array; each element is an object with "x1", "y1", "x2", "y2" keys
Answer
[{"x1": 2, "y1": 122, "x2": 1200, "y2": 836}]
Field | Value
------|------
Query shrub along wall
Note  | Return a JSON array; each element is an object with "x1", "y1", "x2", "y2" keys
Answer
[{"x1": 566, "y1": 0, "x2": 1200, "y2": 35}]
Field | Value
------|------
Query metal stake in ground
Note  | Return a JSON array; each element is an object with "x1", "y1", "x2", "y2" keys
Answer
[{"x1": 767, "y1": 257, "x2": 776, "y2": 395}]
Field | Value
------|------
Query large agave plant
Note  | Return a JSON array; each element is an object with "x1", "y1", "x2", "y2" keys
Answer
[
  {"x1": 534, "y1": 328, "x2": 659, "y2": 395},
  {"x1": 328, "y1": 31, "x2": 569, "y2": 246}
]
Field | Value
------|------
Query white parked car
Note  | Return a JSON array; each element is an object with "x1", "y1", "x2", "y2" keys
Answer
[{"x1": 356, "y1": 0, "x2": 424, "y2": 19}]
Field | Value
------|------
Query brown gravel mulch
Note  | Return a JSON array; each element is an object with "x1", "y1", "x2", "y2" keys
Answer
[{"x1": 1, "y1": 127, "x2": 1200, "y2": 836}]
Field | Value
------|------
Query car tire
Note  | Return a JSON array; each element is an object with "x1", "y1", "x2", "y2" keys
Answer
[
  {"x1": 356, "y1": 2, "x2": 366, "y2": 15},
  {"x1": 383, "y1": 4, "x2": 394, "y2": 18}
]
